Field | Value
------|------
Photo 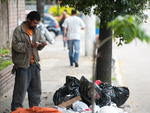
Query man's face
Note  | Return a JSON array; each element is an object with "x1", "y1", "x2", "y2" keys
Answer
[{"x1": 28, "y1": 20, "x2": 40, "y2": 29}]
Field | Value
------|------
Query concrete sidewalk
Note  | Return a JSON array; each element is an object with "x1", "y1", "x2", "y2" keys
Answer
[
  {"x1": 39, "y1": 35, "x2": 93, "y2": 107},
  {"x1": 0, "y1": 35, "x2": 93, "y2": 113}
]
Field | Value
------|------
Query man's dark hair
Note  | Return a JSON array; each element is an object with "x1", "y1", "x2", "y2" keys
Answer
[
  {"x1": 27, "y1": 11, "x2": 41, "y2": 21},
  {"x1": 71, "y1": 9, "x2": 77, "y2": 15}
]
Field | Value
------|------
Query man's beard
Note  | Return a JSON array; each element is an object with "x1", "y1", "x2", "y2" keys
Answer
[{"x1": 29, "y1": 26, "x2": 36, "y2": 30}]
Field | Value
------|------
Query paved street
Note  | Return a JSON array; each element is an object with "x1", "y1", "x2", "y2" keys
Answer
[
  {"x1": 113, "y1": 22, "x2": 150, "y2": 113},
  {"x1": 113, "y1": 31, "x2": 150, "y2": 113}
]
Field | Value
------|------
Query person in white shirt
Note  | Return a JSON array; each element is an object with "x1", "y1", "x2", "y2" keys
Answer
[{"x1": 63, "y1": 9, "x2": 85, "y2": 67}]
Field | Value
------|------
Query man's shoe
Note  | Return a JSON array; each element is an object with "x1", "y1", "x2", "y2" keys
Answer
[
  {"x1": 75, "y1": 62, "x2": 79, "y2": 67},
  {"x1": 70, "y1": 63, "x2": 73, "y2": 66}
]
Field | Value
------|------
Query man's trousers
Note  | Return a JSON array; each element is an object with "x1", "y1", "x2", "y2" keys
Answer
[{"x1": 11, "y1": 63, "x2": 41, "y2": 111}]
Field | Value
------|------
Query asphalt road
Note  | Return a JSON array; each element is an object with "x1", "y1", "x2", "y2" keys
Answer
[{"x1": 113, "y1": 22, "x2": 150, "y2": 113}]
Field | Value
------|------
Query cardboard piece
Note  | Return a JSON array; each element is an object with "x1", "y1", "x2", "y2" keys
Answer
[{"x1": 58, "y1": 96, "x2": 82, "y2": 108}]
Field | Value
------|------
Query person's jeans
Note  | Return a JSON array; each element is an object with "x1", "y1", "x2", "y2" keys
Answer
[
  {"x1": 61, "y1": 31, "x2": 67, "y2": 48},
  {"x1": 11, "y1": 63, "x2": 41, "y2": 111},
  {"x1": 67, "y1": 40, "x2": 80, "y2": 65}
]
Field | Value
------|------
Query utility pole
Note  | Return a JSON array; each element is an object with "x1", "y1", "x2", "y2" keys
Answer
[{"x1": 84, "y1": 13, "x2": 96, "y2": 56}]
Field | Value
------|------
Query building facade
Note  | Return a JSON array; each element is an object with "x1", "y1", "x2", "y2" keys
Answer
[
  {"x1": 0, "y1": 0, "x2": 25, "y2": 48},
  {"x1": 0, "y1": 0, "x2": 25, "y2": 96}
]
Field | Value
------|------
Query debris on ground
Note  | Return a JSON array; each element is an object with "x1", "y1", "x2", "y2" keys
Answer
[
  {"x1": 52, "y1": 76, "x2": 129, "y2": 113},
  {"x1": 11, "y1": 76, "x2": 129, "y2": 113}
]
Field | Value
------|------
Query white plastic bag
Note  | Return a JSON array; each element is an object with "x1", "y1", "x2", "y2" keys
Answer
[
  {"x1": 99, "y1": 104, "x2": 127, "y2": 113},
  {"x1": 72, "y1": 101, "x2": 91, "y2": 112}
]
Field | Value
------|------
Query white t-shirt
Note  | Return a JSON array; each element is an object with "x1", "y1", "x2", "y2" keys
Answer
[{"x1": 62, "y1": 15, "x2": 85, "y2": 40}]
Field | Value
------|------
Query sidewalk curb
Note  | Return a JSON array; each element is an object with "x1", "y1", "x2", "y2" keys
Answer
[{"x1": 112, "y1": 57, "x2": 124, "y2": 86}]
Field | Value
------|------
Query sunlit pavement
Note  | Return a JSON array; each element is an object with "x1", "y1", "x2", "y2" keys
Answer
[{"x1": 113, "y1": 22, "x2": 150, "y2": 113}]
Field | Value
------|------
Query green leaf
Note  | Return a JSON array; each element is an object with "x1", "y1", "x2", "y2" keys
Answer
[{"x1": 109, "y1": 15, "x2": 150, "y2": 45}]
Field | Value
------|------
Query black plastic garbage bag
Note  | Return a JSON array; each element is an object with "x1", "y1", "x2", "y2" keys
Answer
[
  {"x1": 97, "y1": 82, "x2": 115, "y2": 107},
  {"x1": 79, "y1": 77, "x2": 129, "y2": 107},
  {"x1": 53, "y1": 76, "x2": 80, "y2": 105},
  {"x1": 111, "y1": 86, "x2": 129, "y2": 106},
  {"x1": 98, "y1": 82, "x2": 129, "y2": 107},
  {"x1": 79, "y1": 76, "x2": 111, "y2": 107},
  {"x1": 79, "y1": 76, "x2": 93, "y2": 106}
]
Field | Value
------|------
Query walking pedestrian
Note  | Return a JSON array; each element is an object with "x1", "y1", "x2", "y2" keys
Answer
[
  {"x1": 63, "y1": 9, "x2": 85, "y2": 67},
  {"x1": 11, "y1": 11, "x2": 47, "y2": 111},
  {"x1": 59, "y1": 10, "x2": 69, "y2": 49}
]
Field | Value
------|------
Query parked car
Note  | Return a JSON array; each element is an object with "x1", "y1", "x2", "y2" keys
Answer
[{"x1": 44, "y1": 14, "x2": 60, "y2": 37}]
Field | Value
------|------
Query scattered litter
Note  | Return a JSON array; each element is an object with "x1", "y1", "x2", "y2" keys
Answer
[
  {"x1": 72, "y1": 101, "x2": 91, "y2": 112},
  {"x1": 79, "y1": 76, "x2": 129, "y2": 107},
  {"x1": 52, "y1": 76, "x2": 129, "y2": 113},
  {"x1": 99, "y1": 104, "x2": 128, "y2": 113}
]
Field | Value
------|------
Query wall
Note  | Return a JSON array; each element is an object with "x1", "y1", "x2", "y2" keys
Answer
[
  {"x1": 0, "y1": 0, "x2": 25, "y2": 48},
  {"x1": 0, "y1": 0, "x2": 25, "y2": 96},
  {"x1": 8, "y1": 0, "x2": 25, "y2": 47},
  {"x1": 0, "y1": 0, "x2": 9, "y2": 48}
]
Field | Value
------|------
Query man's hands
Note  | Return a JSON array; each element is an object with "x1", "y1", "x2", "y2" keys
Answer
[
  {"x1": 63, "y1": 37, "x2": 68, "y2": 41},
  {"x1": 32, "y1": 42, "x2": 47, "y2": 48}
]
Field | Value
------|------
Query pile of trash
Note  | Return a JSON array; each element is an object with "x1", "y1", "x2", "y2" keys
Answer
[
  {"x1": 53, "y1": 76, "x2": 129, "y2": 113},
  {"x1": 11, "y1": 76, "x2": 129, "y2": 113}
]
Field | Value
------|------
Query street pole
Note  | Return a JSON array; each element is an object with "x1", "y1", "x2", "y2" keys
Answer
[{"x1": 84, "y1": 13, "x2": 96, "y2": 56}]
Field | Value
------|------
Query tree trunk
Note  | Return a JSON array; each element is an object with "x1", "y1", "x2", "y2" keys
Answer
[
  {"x1": 36, "y1": 0, "x2": 45, "y2": 22},
  {"x1": 96, "y1": 18, "x2": 112, "y2": 84}
]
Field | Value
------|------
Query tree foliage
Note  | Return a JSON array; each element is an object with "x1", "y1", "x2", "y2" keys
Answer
[
  {"x1": 61, "y1": 0, "x2": 149, "y2": 22},
  {"x1": 48, "y1": 5, "x2": 73, "y2": 16},
  {"x1": 60, "y1": 0, "x2": 149, "y2": 45},
  {"x1": 108, "y1": 15, "x2": 150, "y2": 46},
  {"x1": 60, "y1": 0, "x2": 150, "y2": 45}
]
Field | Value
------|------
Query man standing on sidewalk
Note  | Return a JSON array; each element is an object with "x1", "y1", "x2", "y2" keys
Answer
[
  {"x1": 63, "y1": 9, "x2": 85, "y2": 67},
  {"x1": 11, "y1": 11, "x2": 47, "y2": 111}
]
